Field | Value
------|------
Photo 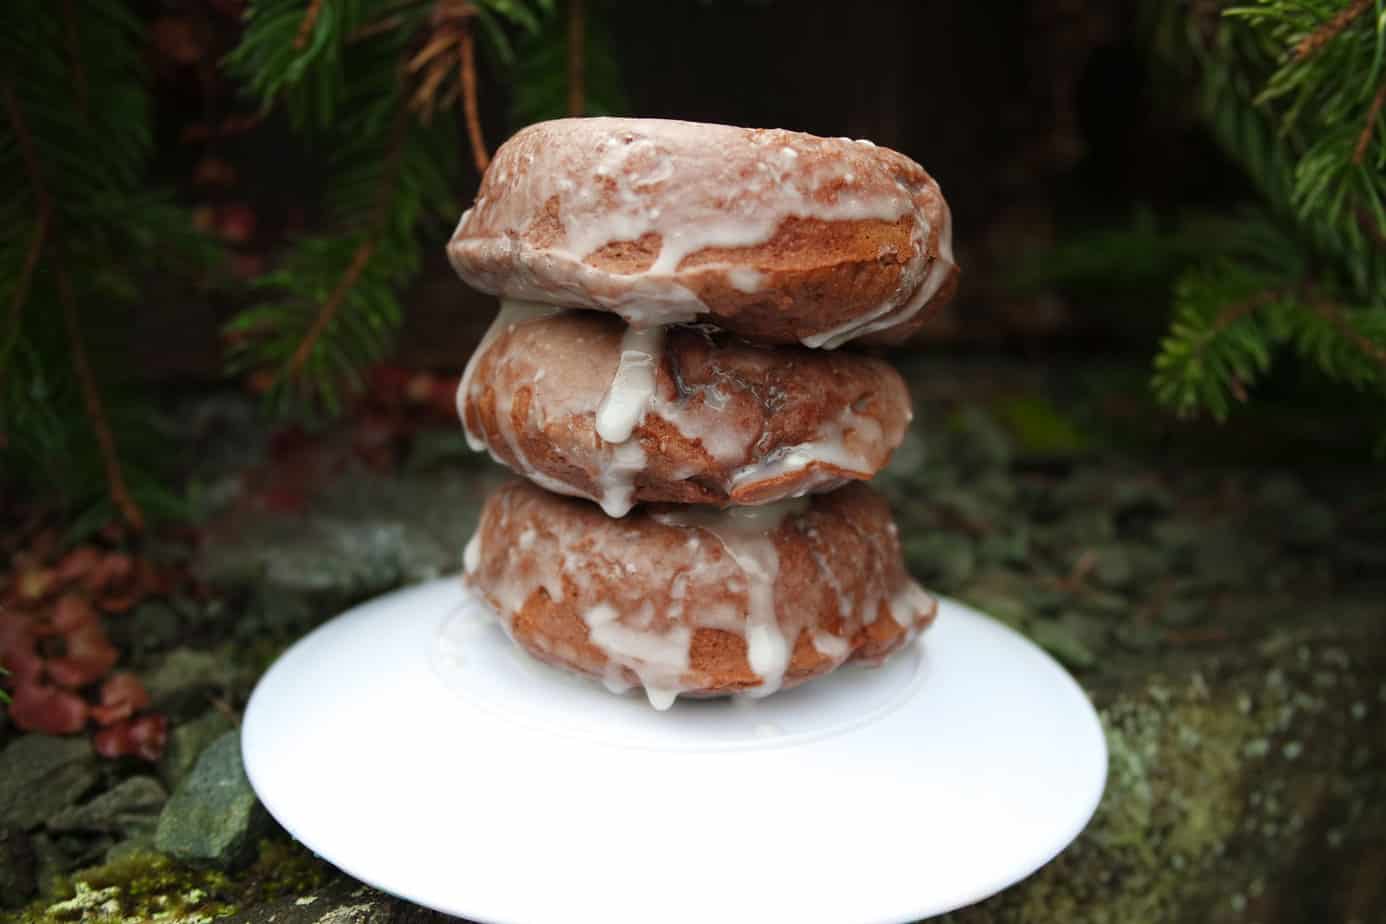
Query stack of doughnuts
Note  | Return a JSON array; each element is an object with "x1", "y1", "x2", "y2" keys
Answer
[{"x1": 449, "y1": 118, "x2": 958, "y2": 709}]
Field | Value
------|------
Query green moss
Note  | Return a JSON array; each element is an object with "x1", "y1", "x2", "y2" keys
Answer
[
  {"x1": 940, "y1": 633, "x2": 1383, "y2": 923},
  {"x1": 15, "y1": 839, "x2": 331, "y2": 924}
]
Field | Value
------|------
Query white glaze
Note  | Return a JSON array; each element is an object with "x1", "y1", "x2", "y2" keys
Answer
[
  {"x1": 811, "y1": 630, "x2": 851, "y2": 662},
  {"x1": 729, "y1": 405, "x2": 885, "y2": 496},
  {"x1": 582, "y1": 603, "x2": 691, "y2": 711},
  {"x1": 463, "y1": 532, "x2": 482, "y2": 575},
  {"x1": 654, "y1": 499, "x2": 808, "y2": 697},
  {"x1": 726, "y1": 267, "x2": 765, "y2": 293},
  {"x1": 595, "y1": 439, "x2": 646, "y2": 518},
  {"x1": 595, "y1": 325, "x2": 665, "y2": 443}
]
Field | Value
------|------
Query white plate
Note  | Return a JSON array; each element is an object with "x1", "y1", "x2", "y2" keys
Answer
[{"x1": 242, "y1": 578, "x2": 1106, "y2": 924}]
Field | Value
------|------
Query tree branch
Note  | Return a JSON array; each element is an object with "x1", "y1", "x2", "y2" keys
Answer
[
  {"x1": 57, "y1": 268, "x2": 144, "y2": 531},
  {"x1": 459, "y1": 27, "x2": 489, "y2": 173},
  {"x1": 1354, "y1": 78, "x2": 1386, "y2": 166},
  {"x1": 567, "y1": 0, "x2": 585, "y2": 117},
  {"x1": 283, "y1": 111, "x2": 410, "y2": 382},
  {"x1": 1311, "y1": 298, "x2": 1386, "y2": 370},
  {"x1": 1294, "y1": 0, "x2": 1372, "y2": 61},
  {"x1": 295, "y1": 0, "x2": 325, "y2": 50},
  {"x1": 284, "y1": 239, "x2": 377, "y2": 379},
  {"x1": 1211, "y1": 288, "x2": 1279, "y2": 334}
]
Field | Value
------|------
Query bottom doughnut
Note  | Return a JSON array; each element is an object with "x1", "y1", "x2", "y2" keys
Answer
[{"x1": 464, "y1": 480, "x2": 937, "y2": 708}]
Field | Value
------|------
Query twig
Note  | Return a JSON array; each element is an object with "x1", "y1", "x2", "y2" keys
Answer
[
  {"x1": 567, "y1": 0, "x2": 585, "y2": 117},
  {"x1": 285, "y1": 239, "x2": 377, "y2": 379},
  {"x1": 57, "y1": 269, "x2": 145, "y2": 531},
  {"x1": 295, "y1": 0, "x2": 325, "y2": 50},
  {"x1": 283, "y1": 111, "x2": 410, "y2": 382},
  {"x1": 1211, "y1": 288, "x2": 1279, "y2": 333},
  {"x1": 60, "y1": 0, "x2": 89, "y2": 115},
  {"x1": 349, "y1": 15, "x2": 405, "y2": 44},
  {"x1": 1295, "y1": 0, "x2": 1372, "y2": 60},
  {"x1": 459, "y1": 28, "x2": 489, "y2": 173},
  {"x1": 1354, "y1": 79, "x2": 1386, "y2": 165},
  {"x1": 1311, "y1": 297, "x2": 1386, "y2": 370}
]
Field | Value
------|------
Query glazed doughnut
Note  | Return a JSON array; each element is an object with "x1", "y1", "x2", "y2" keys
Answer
[
  {"x1": 447, "y1": 118, "x2": 958, "y2": 348},
  {"x1": 458, "y1": 303, "x2": 914, "y2": 516},
  {"x1": 464, "y1": 479, "x2": 938, "y2": 708}
]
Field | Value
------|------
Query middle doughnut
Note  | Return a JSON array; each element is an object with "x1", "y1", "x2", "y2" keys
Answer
[{"x1": 459, "y1": 302, "x2": 913, "y2": 516}]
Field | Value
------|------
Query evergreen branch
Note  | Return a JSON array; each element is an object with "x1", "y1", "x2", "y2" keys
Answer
[
  {"x1": 295, "y1": 0, "x2": 325, "y2": 49},
  {"x1": 1307, "y1": 296, "x2": 1386, "y2": 372},
  {"x1": 461, "y1": 25, "x2": 490, "y2": 172},
  {"x1": 286, "y1": 239, "x2": 378, "y2": 381},
  {"x1": 1292, "y1": 0, "x2": 1372, "y2": 61},
  {"x1": 1355, "y1": 78, "x2": 1386, "y2": 165},
  {"x1": 279, "y1": 104, "x2": 411, "y2": 391},
  {"x1": 57, "y1": 266, "x2": 143, "y2": 531},
  {"x1": 1152, "y1": 267, "x2": 1284, "y2": 420},
  {"x1": 567, "y1": 0, "x2": 584, "y2": 116}
]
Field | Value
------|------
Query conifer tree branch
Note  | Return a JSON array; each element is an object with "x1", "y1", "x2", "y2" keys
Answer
[
  {"x1": 1309, "y1": 297, "x2": 1386, "y2": 370},
  {"x1": 460, "y1": 27, "x2": 490, "y2": 173},
  {"x1": 567, "y1": 0, "x2": 584, "y2": 116},
  {"x1": 285, "y1": 239, "x2": 378, "y2": 379},
  {"x1": 1293, "y1": 0, "x2": 1372, "y2": 61},
  {"x1": 1355, "y1": 79, "x2": 1386, "y2": 166},
  {"x1": 283, "y1": 109, "x2": 410, "y2": 383},
  {"x1": 57, "y1": 267, "x2": 144, "y2": 531},
  {"x1": 295, "y1": 0, "x2": 325, "y2": 50}
]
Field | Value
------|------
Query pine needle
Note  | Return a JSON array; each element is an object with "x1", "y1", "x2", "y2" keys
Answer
[{"x1": 57, "y1": 267, "x2": 143, "y2": 531}]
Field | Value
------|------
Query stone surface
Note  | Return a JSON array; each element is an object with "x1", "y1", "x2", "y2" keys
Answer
[
  {"x1": 47, "y1": 776, "x2": 167, "y2": 838},
  {"x1": 0, "y1": 827, "x2": 37, "y2": 908},
  {"x1": 0, "y1": 736, "x2": 98, "y2": 831},
  {"x1": 199, "y1": 468, "x2": 495, "y2": 603},
  {"x1": 221, "y1": 877, "x2": 452, "y2": 924},
  {"x1": 143, "y1": 647, "x2": 237, "y2": 718},
  {"x1": 155, "y1": 730, "x2": 269, "y2": 869},
  {"x1": 159, "y1": 709, "x2": 237, "y2": 788}
]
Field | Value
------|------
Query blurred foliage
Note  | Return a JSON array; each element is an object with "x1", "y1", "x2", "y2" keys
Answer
[
  {"x1": 0, "y1": 1, "x2": 220, "y2": 530},
  {"x1": 1024, "y1": 0, "x2": 1386, "y2": 443}
]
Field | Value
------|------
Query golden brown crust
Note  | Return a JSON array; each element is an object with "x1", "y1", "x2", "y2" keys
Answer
[
  {"x1": 447, "y1": 118, "x2": 958, "y2": 347},
  {"x1": 461, "y1": 310, "x2": 914, "y2": 509},
  {"x1": 464, "y1": 480, "x2": 937, "y2": 698}
]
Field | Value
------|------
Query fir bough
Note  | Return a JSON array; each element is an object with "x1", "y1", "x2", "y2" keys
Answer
[
  {"x1": 1036, "y1": 0, "x2": 1386, "y2": 437},
  {"x1": 0, "y1": 0, "x2": 219, "y2": 531},
  {"x1": 223, "y1": 0, "x2": 620, "y2": 416}
]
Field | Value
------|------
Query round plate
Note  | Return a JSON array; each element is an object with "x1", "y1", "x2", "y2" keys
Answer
[{"x1": 242, "y1": 579, "x2": 1106, "y2": 924}]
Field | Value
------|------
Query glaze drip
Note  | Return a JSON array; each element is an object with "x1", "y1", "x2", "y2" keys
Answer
[{"x1": 654, "y1": 499, "x2": 808, "y2": 696}]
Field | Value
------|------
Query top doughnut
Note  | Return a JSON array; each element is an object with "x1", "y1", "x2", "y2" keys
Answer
[{"x1": 447, "y1": 118, "x2": 958, "y2": 348}]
